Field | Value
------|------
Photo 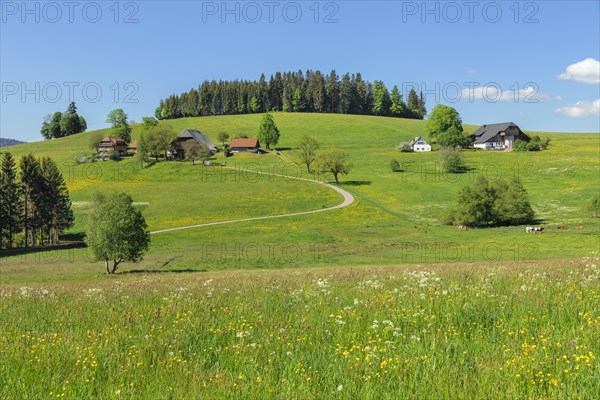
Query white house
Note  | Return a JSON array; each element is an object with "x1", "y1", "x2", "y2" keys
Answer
[{"x1": 409, "y1": 136, "x2": 431, "y2": 152}]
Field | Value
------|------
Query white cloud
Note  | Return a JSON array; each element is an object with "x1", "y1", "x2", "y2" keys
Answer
[
  {"x1": 558, "y1": 58, "x2": 600, "y2": 84},
  {"x1": 461, "y1": 85, "x2": 550, "y2": 102},
  {"x1": 466, "y1": 69, "x2": 477, "y2": 75},
  {"x1": 555, "y1": 99, "x2": 600, "y2": 117}
]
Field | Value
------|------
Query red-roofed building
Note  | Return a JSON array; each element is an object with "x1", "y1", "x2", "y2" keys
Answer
[{"x1": 230, "y1": 138, "x2": 260, "y2": 152}]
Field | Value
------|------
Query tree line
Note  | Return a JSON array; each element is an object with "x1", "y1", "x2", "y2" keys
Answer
[
  {"x1": 0, "y1": 152, "x2": 73, "y2": 250},
  {"x1": 41, "y1": 102, "x2": 87, "y2": 140},
  {"x1": 155, "y1": 70, "x2": 427, "y2": 120}
]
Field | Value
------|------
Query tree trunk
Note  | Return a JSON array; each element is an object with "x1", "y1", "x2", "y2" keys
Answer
[
  {"x1": 111, "y1": 259, "x2": 122, "y2": 274},
  {"x1": 24, "y1": 197, "x2": 28, "y2": 248},
  {"x1": 105, "y1": 259, "x2": 111, "y2": 275}
]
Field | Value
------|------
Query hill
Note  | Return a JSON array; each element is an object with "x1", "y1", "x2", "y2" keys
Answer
[
  {"x1": 2, "y1": 113, "x2": 599, "y2": 282},
  {"x1": 0, "y1": 138, "x2": 25, "y2": 148}
]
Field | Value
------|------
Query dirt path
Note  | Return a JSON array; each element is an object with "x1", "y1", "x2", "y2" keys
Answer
[{"x1": 150, "y1": 167, "x2": 354, "y2": 235}]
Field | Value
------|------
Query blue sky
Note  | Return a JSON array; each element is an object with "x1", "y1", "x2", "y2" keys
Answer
[{"x1": 1, "y1": 0, "x2": 599, "y2": 142}]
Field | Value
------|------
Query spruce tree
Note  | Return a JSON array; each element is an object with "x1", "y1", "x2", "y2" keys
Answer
[
  {"x1": 40, "y1": 157, "x2": 74, "y2": 244},
  {"x1": 0, "y1": 152, "x2": 23, "y2": 249},
  {"x1": 390, "y1": 86, "x2": 406, "y2": 117},
  {"x1": 19, "y1": 154, "x2": 42, "y2": 247},
  {"x1": 372, "y1": 81, "x2": 391, "y2": 116}
]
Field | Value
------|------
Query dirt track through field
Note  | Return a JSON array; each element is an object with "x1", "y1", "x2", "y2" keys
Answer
[{"x1": 150, "y1": 167, "x2": 355, "y2": 235}]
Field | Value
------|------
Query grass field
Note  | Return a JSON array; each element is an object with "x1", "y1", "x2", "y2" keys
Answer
[
  {"x1": 1, "y1": 113, "x2": 598, "y2": 282},
  {"x1": 1, "y1": 113, "x2": 599, "y2": 398},
  {"x1": 1, "y1": 258, "x2": 598, "y2": 398}
]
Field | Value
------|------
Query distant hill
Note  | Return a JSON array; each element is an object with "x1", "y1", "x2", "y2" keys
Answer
[{"x1": 0, "y1": 138, "x2": 26, "y2": 148}]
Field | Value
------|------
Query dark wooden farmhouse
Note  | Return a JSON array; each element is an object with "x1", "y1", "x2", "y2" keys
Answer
[
  {"x1": 175, "y1": 129, "x2": 218, "y2": 159},
  {"x1": 230, "y1": 138, "x2": 261, "y2": 152},
  {"x1": 469, "y1": 122, "x2": 530, "y2": 150},
  {"x1": 98, "y1": 136, "x2": 128, "y2": 157},
  {"x1": 128, "y1": 140, "x2": 138, "y2": 155}
]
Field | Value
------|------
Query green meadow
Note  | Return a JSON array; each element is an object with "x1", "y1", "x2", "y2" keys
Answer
[
  {"x1": 1, "y1": 259, "x2": 598, "y2": 398},
  {"x1": 1, "y1": 113, "x2": 598, "y2": 282},
  {"x1": 1, "y1": 113, "x2": 599, "y2": 398}
]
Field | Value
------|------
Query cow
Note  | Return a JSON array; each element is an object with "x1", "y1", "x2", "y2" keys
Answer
[
  {"x1": 458, "y1": 225, "x2": 468, "y2": 231},
  {"x1": 557, "y1": 226, "x2": 566, "y2": 230},
  {"x1": 526, "y1": 227, "x2": 544, "y2": 233},
  {"x1": 575, "y1": 225, "x2": 584, "y2": 230}
]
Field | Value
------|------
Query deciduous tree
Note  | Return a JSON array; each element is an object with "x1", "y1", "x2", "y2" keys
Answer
[
  {"x1": 106, "y1": 109, "x2": 132, "y2": 143},
  {"x1": 317, "y1": 149, "x2": 352, "y2": 184},
  {"x1": 297, "y1": 136, "x2": 320, "y2": 173},
  {"x1": 258, "y1": 113, "x2": 280, "y2": 150},
  {"x1": 217, "y1": 132, "x2": 230, "y2": 147},
  {"x1": 425, "y1": 104, "x2": 463, "y2": 138},
  {"x1": 86, "y1": 192, "x2": 150, "y2": 275}
]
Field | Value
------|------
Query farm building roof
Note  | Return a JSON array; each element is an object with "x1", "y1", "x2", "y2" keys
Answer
[
  {"x1": 469, "y1": 122, "x2": 528, "y2": 144},
  {"x1": 178, "y1": 129, "x2": 218, "y2": 152},
  {"x1": 230, "y1": 138, "x2": 260, "y2": 148},
  {"x1": 99, "y1": 136, "x2": 126, "y2": 145}
]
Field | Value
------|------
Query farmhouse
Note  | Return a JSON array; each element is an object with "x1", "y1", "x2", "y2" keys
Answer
[
  {"x1": 409, "y1": 136, "x2": 431, "y2": 152},
  {"x1": 128, "y1": 140, "x2": 138, "y2": 155},
  {"x1": 175, "y1": 129, "x2": 218, "y2": 159},
  {"x1": 230, "y1": 138, "x2": 260, "y2": 152},
  {"x1": 98, "y1": 136, "x2": 128, "y2": 157},
  {"x1": 469, "y1": 122, "x2": 530, "y2": 150}
]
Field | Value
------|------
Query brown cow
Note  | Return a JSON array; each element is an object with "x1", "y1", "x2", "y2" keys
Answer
[{"x1": 576, "y1": 226, "x2": 584, "y2": 230}]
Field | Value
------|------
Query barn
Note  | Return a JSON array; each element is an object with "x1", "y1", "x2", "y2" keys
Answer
[
  {"x1": 175, "y1": 129, "x2": 218, "y2": 159},
  {"x1": 230, "y1": 138, "x2": 261, "y2": 152}
]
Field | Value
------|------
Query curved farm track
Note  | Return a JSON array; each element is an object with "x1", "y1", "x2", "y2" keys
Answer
[{"x1": 150, "y1": 167, "x2": 355, "y2": 235}]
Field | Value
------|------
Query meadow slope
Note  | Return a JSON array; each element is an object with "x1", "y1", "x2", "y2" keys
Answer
[{"x1": 1, "y1": 113, "x2": 599, "y2": 282}]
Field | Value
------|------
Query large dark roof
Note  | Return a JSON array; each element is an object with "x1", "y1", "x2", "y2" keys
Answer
[
  {"x1": 408, "y1": 136, "x2": 428, "y2": 146},
  {"x1": 469, "y1": 122, "x2": 526, "y2": 144},
  {"x1": 178, "y1": 129, "x2": 218, "y2": 152}
]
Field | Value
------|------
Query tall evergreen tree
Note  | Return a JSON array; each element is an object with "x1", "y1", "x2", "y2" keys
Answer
[
  {"x1": 0, "y1": 152, "x2": 23, "y2": 249},
  {"x1": 39, "y1": 157, "x2": 74, "y2": 244},
  {"x1": 338, "y1": 73, "x2": 352, "y2": 114},
  {"x1": 407, "y1": 88, "x2": 420, "y2": 117},
  {"x1": 325, "y1": 70, "x2": 340, "y2": 113},
  {"x1": 417, "y1": 91, "x2": 427, "y2": 118},
  {"x1": 390, "y1": 86, "x2": 406, "y2": 117},
  {"x1": 372, "y1": 81, "x2": 391, "y2": 116},
  {"x1": 19, "y1": 154, "x2": 43, "y2": 247},
  {"x1": 258, "y1": 74, "x2": 269, "y2": 113},
  {"x1": 292, "y1": 88, "x2": 304, "y2": 112}
]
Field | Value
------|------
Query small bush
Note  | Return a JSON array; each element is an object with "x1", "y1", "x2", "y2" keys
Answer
[
  {"x1": 439, "y1": 208, "x2": 457, "y2": 225},
  {"x1": 396, "y1": 143, "x2": 413, "y2": 152},
  {"x1": 223, "y1": 144, "x2": 232, "y2": 158},
  {"x1": 108, "y1": 150, "x2": 121, "y2": 161},
  {"x1": 390, "y1": 159, "x2": 401, "y2": 172},
  {"x1": 439, "y1": 147, "x2": 466, "y2": 173},
  {"x1": 515, "y1": 136, "x2": 550, "y2": 151}
]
